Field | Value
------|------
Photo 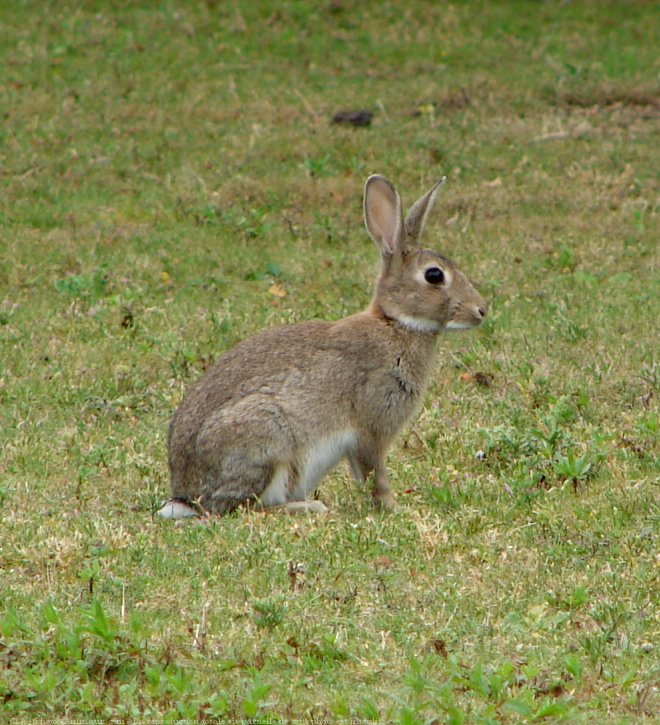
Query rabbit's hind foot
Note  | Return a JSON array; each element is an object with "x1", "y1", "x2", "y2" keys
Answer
[
  {"x1": 252, "y1": 499, "x2": 329, "y2": 514},
  {"x1": 283, "y1": 500, "x2": 329, "y2": 514}
]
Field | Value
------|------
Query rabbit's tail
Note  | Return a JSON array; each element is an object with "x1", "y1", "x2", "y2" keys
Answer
[{"x1": 156, "y1": 498, "x2": 201, "y2": 519}]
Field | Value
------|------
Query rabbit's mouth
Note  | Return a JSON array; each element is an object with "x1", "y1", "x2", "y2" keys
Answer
[{"x1": 445, "y1": 302, "x2": 487, "y2": 330}]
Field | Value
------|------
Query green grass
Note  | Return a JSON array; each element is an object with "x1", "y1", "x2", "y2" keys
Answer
[{"x1": 1, "y1": 1, "x2": 658, "y2": 722}]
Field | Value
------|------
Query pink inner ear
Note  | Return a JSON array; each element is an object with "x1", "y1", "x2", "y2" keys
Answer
[{"x1": 370, "y1": 197, "x2": 396, "y2": 251}]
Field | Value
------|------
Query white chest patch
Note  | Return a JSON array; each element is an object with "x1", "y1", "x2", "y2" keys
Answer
[
  {"x1": 396, "y1": 315, "x2": 442, "y2": 333},
  {"x1": 291, "y1": 430, "x2": 358, "y2": 500}
]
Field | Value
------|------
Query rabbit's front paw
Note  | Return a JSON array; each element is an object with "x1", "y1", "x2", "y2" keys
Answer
[{"x1": 373, "y1": 491, "x2": 397, "y2": 512}]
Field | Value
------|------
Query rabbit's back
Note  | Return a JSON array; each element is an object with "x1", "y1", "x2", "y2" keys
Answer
[
  {"x1": 169, "y1": 315, "x2": 431, "y2": 436},
  {"x1": 168, "y1": 314, "x2": 435, "y2": 496}
]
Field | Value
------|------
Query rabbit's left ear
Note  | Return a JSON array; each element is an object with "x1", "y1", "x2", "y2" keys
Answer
[
  {"x1": 364, "y1": 175, "x2": 404, "y2": 257},
  {"x1": 404, "y1": 177, "x2": 446, "y2": 244}
]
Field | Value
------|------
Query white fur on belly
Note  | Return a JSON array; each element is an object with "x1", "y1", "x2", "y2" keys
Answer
[
  {"x1": 260, "y1": 463, "x2": 290, "y2": 506},
  {"x1": 290, "y1": 430, "x2": 357, "y2": 500},
  {"x1": 259, "y1": 431, "x2": 357, "y2": 507}
]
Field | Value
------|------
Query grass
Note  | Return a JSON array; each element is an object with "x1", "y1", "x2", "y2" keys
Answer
[{"x1": 1, "y1": 0, "x2": 658, "y2": 722}]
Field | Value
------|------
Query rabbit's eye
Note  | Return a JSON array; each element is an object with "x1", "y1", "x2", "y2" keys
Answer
[{"x1": 424, "y1": 267, "x2": 445, "y2": 285}]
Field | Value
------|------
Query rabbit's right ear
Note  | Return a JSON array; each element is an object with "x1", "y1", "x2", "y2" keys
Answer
[
  {"x1": 404, "y1": 176, "x2": 446, "y2": 244},
  {"x1": 364, "y1": 175, "x2": 404, "y2": 257}
]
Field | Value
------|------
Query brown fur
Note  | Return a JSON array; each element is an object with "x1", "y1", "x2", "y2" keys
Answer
[{"x1": 160, "y1": 175, "x2": 487, "y2": 518}]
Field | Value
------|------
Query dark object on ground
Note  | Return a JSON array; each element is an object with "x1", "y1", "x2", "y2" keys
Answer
[{"x1": 332, "y1": 110, "x2": 373, "y2": 127}]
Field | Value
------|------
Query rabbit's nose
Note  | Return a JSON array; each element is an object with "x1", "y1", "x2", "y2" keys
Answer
[{"x1": 477, "y1": 306, "x2": 487, "y2": 319}]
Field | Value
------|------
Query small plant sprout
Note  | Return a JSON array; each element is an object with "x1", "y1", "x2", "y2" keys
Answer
[{"x1": 554, "y1": 450, "x2": 594, "y2": 490}]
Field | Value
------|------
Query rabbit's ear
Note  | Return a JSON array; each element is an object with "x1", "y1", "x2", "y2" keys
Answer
[
  {"x1": 364, "y1": 175, "x2": 404, "y2": 256},
  {"x1": 404, "y1": 176, "x2": 446, "y2": 244}
]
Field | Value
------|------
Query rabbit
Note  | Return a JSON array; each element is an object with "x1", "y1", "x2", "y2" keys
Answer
[{"x1": 157, "y1": 175, "x2": 487, "y2": 518}]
